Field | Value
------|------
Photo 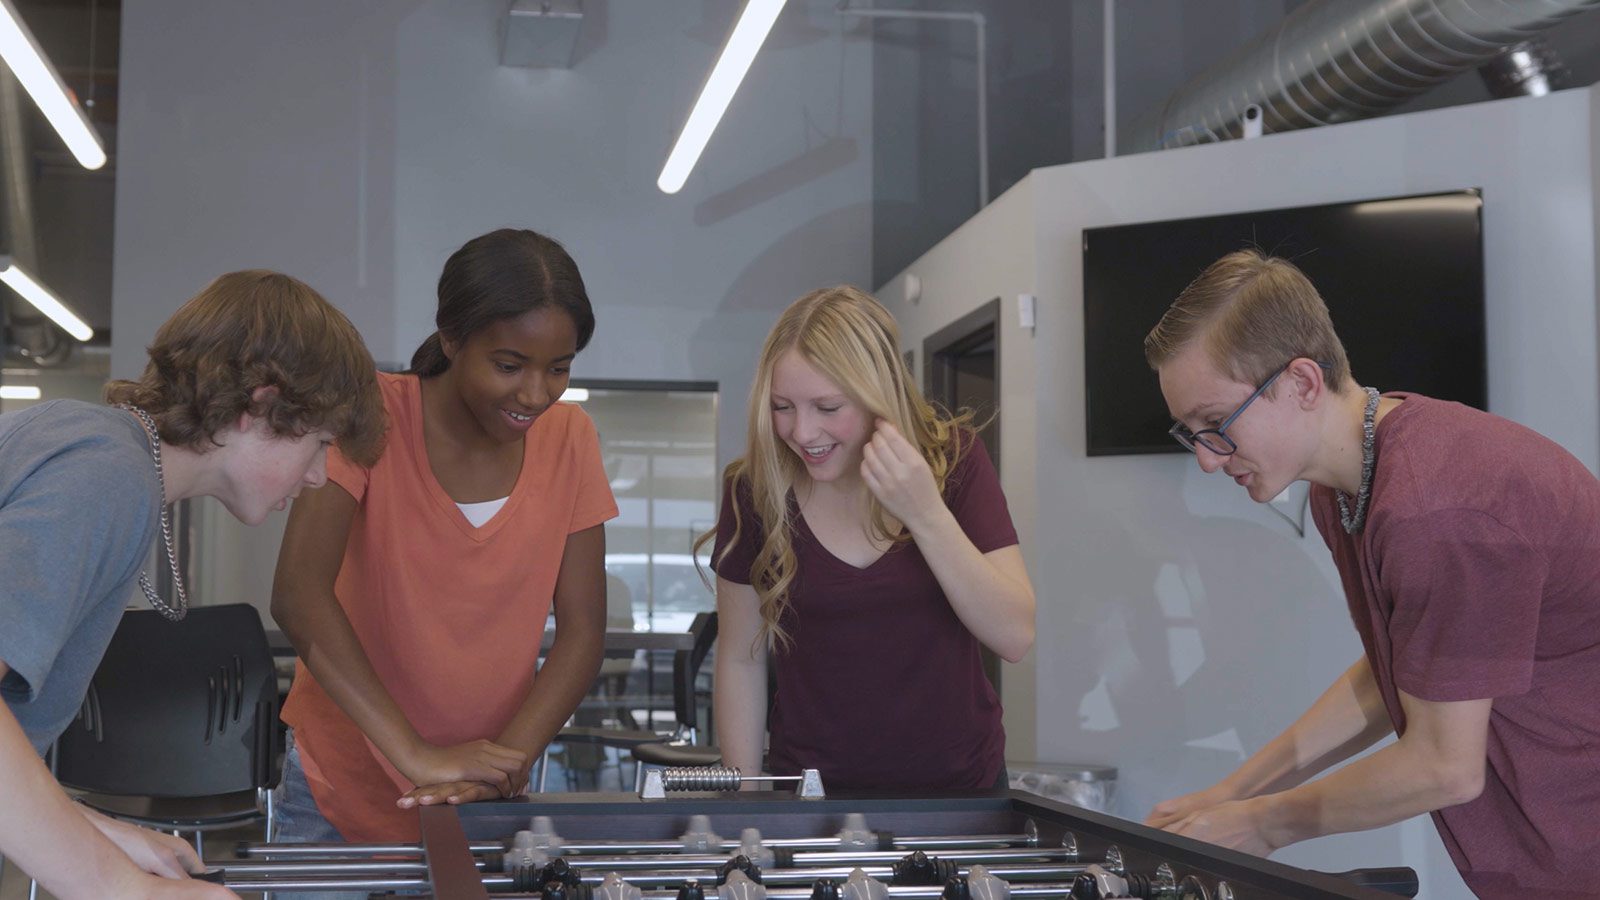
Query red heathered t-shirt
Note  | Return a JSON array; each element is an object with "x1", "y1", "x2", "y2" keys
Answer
[
  {"x1": 712, "y1": 434, "x2": 1018, "y2": 791},
  {"x1": 1310, "y1": 394, "x2": 1600, "y2": 898}
]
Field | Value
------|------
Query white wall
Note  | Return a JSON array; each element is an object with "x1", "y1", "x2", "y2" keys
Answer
[
  {"x1": 111, "y1": 0, "x2": 873, "y2": 614},
  {"x1": 877, "y1": 184, "x2": 1041, "y2": 773},
  {"x1": 882, "y1": 86, "x2": 1600, "y2": 899}
]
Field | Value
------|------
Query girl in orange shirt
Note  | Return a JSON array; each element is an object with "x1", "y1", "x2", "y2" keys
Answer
[{"x1": 271, "y1": 229, "x2": 618, "y2": 860}]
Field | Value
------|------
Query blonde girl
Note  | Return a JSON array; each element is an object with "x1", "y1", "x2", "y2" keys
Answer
[{"x1": 705, "y1": 286, "x2": 1034, "y2": 790}]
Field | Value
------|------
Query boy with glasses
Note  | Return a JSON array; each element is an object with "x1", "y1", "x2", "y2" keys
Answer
[{"x1": 1142, "y1": 249, "x2": 1600, "y2": 897}]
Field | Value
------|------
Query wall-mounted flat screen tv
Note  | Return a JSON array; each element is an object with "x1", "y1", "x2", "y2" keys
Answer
[{"x1": 1082, "y1": 190, "x2": 1485, "y2": 456}]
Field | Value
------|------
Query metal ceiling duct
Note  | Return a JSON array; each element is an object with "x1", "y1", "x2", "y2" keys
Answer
[
  {"x1": 1120, "y1": 0, "x2": 1600, "y2": 154},
  {"x1": 1479, "y1": 36, "x2": 1571, "y2": 98}
]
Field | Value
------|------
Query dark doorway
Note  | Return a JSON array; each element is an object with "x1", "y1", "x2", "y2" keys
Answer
[
  {"x1": 923, "y1": 298, "x2": 1003, "y2": 690},
  {"x1": 924, "y1": 298, "x2": 1001, "y2": 471}
]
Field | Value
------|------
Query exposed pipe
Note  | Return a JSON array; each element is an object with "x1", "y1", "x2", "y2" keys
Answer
[
  {"x1": 1120, "y1": 0, "x2": 1600, "y2": 154},
  {"x1": 839, "y1": 3, "x2": 988, "y2": 207},
  {"x1": 1478, "y1": 36, "x2": 1571, "y2": 98},
  {"x1": 0, "y1": 66, "x2": 37, "y2": 269},
  {"x1": 1103, "y1": 0, "x2": 1116, "y2": 158}
]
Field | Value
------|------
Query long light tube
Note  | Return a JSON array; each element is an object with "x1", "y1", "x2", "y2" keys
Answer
[
  {"x1": 560, "y1": 387, "x2": 589, "y2": 403},
  {"x1": 657, "y1": 0, "x2": 788, "y2": 194},
  {"x1": 0, "y1": 256, "x2": 93, "y2": 340},
  {"x1": 0, "y1": 385, "x2": 40, "y2": 400},
  {"x1": 0, "y1": 0, "x2": 106, "y2": 169}
]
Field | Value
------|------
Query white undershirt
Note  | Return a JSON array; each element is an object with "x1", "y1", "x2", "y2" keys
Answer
[{"x1": 456, "y1": 496, "x2": 509, "y2": 528}]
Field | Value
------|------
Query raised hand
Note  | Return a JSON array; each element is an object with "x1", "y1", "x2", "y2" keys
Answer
[{"x1": 860, "y1": 421, "x2": 945, "y2": 531}]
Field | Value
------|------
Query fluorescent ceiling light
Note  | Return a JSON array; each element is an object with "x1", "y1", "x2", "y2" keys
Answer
[
  {"x1": 0, "y1": 385, "x2": 41, "y2": 400},
  {"x1": 0, "y1": 0, "x2": 106, "y2": 170},
  {"x1": 0, "y1": 256, "x2": 93, "y2": 341},
  {"x1": 561, "y1": 387, "x2": 589, "y2": 403},
  {"x1": 657, "y1": 0, "x2": 788, "y2": 194}
]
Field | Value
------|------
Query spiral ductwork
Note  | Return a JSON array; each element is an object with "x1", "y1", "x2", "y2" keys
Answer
[
  {"x1": 1120, "y1": 0, "x2": 1600, "y2": 153},
  {"x1": 1479, "y1": 36, "x2": 1571, "y2": 98}
]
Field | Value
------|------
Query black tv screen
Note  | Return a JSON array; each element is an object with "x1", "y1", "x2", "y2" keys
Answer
[{"x1": 1082, "y1": 190, "x2": 1485, "y2": 456}]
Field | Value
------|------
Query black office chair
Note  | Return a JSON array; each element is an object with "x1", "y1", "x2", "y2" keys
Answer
[
  {"x1": 53, "y1": 603, "x2": 283, "y2": 857},
  {"x1": 631, "y1": 611, "x2": 722, "y2": 786}
]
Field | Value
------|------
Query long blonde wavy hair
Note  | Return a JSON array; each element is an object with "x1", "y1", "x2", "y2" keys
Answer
[{"x1": 695, "y1": 285, "x2": 972, "y2": 650}]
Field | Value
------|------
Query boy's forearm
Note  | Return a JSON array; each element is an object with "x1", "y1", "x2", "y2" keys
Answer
[
  {"x1": 1228, "y1": 658, "x2": 1391, "y2": 799},
  {"x1": 1260, "y1": 690, "x2": 1490, "y2": 848},
  {"x1": 0, "y1": 700, "x2": 140, "y2": 898},
  {"x1": 1259, "y1": 733, "x2": 1478, "y2": 847}
]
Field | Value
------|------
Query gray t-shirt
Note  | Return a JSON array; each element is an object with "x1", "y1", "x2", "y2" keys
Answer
[{"x1": 0, "y1": 400, "x2": 161, "y2": 754}]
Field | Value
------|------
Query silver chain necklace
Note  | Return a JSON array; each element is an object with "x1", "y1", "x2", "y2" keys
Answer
[
  {"x1": 119, "y1": 404, "x2": 190, "y2": 621},
  {"x1": 1336, "y1": 387, "x2": 1380, "y2": 535}
]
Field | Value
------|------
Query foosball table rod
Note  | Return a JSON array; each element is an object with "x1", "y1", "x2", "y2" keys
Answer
[
  {"x1": 234, "y1": 833, "x2": 1038, "y2": 858},
  {"x1": 642, "y1": 767, "x2": 826, "y2": 799},
  {"x1": 214, "y1": 849, "x2": 1084, "y2": 879},
  {"x1": 235, "y1": 818, "x2": 1048, "y2": 859},
  {"x1": 213, "y1": 855, "x2": 1132, "y2": 895},
  {"x1": 214, "y1": 879, "x2": 1125, "y2": 898},
  {"x1": 501, "y1": 885, "x2": 1116, "y2": 900}
]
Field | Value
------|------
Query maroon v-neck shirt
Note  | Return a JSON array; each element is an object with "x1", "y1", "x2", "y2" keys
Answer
[{"x1": 713, "y1": 436, "x2": 1018, "y2": 790}]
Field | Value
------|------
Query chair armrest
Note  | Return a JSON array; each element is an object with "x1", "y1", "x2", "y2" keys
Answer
[
  {"x1": 631, "y1": 742, "x2": 722, "y2": 767},
  {"x1": 554, "y1": 726, "x2": 670, "y2": 751}
]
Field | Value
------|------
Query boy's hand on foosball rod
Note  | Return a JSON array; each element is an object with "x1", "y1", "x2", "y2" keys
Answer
[
  {"x1": 81, "y1": 806, "x2": 206, "y2": 879},
  {"x1": 124, "y1": 874, "x2": 239, "y2": 899}
]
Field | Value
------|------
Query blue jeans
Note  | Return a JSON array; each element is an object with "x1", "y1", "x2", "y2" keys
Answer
[{"x1": 272, "y1": 734, "x2": 378, "y2": 900}]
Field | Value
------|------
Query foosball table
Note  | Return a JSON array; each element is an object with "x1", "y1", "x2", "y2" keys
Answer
[{"x1": 211, "y1": 768, "x2": 1418, "y2": 900}]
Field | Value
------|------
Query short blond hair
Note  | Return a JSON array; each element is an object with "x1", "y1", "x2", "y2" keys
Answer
[{"x1": 1144, "y1": 249, "x2": 1352, "y2": 391}]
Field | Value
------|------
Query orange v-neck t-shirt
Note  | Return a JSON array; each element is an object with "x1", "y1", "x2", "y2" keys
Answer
[{"x1": 280, "y1": 372, "x2": 618, "y2": 840}]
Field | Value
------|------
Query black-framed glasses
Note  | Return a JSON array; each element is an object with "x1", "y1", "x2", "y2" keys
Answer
[{"x1": 1169, "y1": 361, "x2": 1333, "y2": 455}]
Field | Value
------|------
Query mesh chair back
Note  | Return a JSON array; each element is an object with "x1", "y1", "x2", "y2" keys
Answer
[{"x1": 54, "y1": 604, "x2": 279, "y2": 798}]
